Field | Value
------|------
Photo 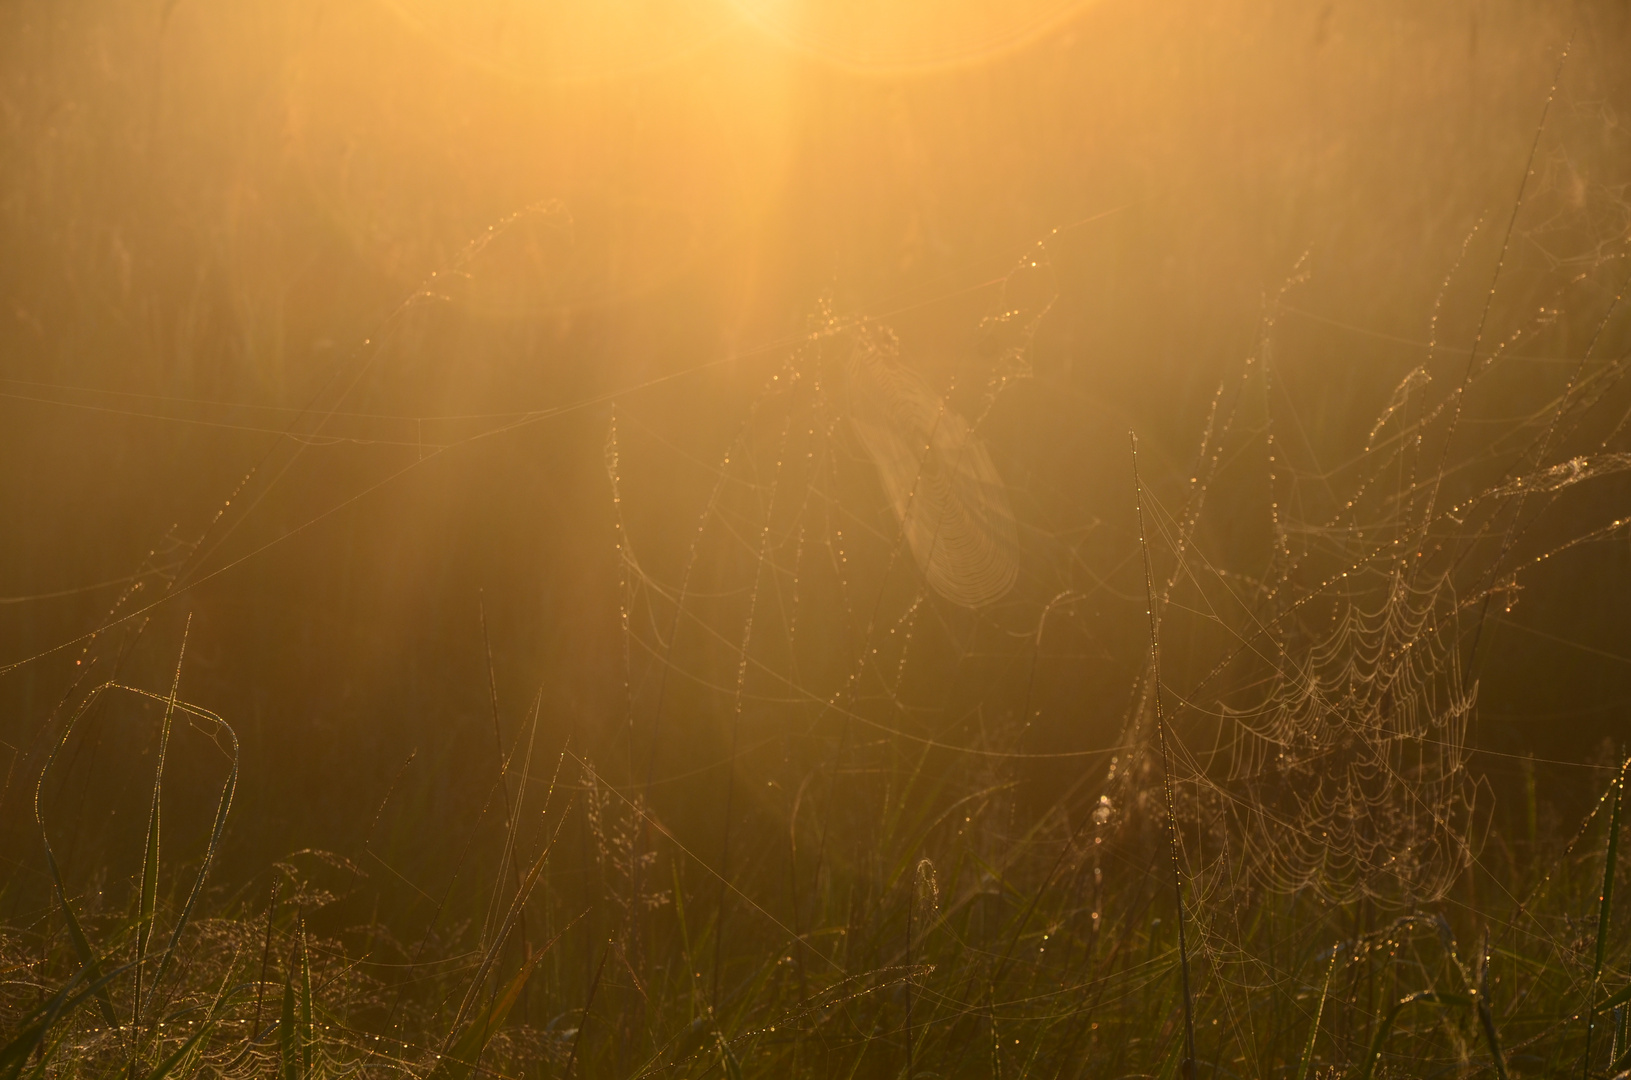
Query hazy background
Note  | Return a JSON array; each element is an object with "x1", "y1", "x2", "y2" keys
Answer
[{"x1": 3, "y1": 0, "x2": 1629, "y2": 912}]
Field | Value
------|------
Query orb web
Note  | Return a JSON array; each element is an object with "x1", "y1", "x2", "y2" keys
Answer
[{"x1": 1215, "y1": 567, "x2": 1482, "y2": 903}]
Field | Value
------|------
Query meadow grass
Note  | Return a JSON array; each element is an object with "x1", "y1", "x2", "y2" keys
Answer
[
  {"x1": 4, "y1": 11, "x2": 1631, "y2": 1077},
  {"x1": 6, "y1": 293, "x2": 1631, "y2": 1076},
  {"x1": 8, "y1": 270, "x2": 1631, "y2": 1079},
  {"x1": 2, "y1": 681, "x2": 1628, "y2": 1079}
]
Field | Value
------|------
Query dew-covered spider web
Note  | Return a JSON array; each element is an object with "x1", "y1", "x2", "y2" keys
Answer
[{"x1": 602, "y1": 122, "x2": 1631, "y2": 960}]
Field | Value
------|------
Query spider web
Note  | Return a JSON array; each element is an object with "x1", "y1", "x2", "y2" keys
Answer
[{"x1": 604, "y1": 128, "x2": 1631, "y2": 927}]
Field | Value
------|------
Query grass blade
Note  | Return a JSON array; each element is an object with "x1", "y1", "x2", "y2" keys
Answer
[
  {"x1": 1475, "y1": 930, "x2": 1509, "y2": 1080},
  {"x1": 0, "y1": 963, "x2": 132, "y2": 1080},
  {"x1": 1295, "y1": 945, "x2": 1340, "y2": 1080},
  {"x1": 41, "y1": 840, "x2": 116, "y2": 1029},
  {"x1": 476, "y1": 600, "x2": 533, "y2": 962},
  {"x1": 32, "y1": 686, "x2": 118, "y2": 1028},
  {"x1": 1584, "y1": 757, "x2": 1629, "y2": 1078},
  {"x1": 1132, "y1": 431, "x2": 1197, "y2": 1080},
  {"x1": 280, "y1": 952, "x2": 297, "y2": 1080},
  {"x1": 139, "y1": 1021, "x2": 215, "y2": 1080},
  {"x1": 0, "y1": 981, "x2": 85, "y2": 1078},
  {"x1": 1599, "y1": 984, "x2": 1631, "y2": 1015},
  {"x1": 445, "y1": 755, "x2": 571, "y2": 1041},
  {"x1": 139, "y1": 697, "x2": 238, "y2": 1015},
  {"x1": 562, "y1": 937, "x2": 612, "y2": 1080},
  {"x1": 134, "y1": 621, "x2": 191, "y2": 1030},
  {"x1": 717, "y1": 1031, "x2": 744, "y2": 1080},
  {"x1": 1359, "y1": 991, "x2": 1470, "y2": 1080},
  {"x1": 1615, "y1": 1006, "x2": 1628, "y2": 1067},
  {"x1": 427, "y1": 942, "x2": 545, "y2": 1080},
  {"x1": 299, "y1": 919, "x2": 313, "y2": 1080},
  {"x1": 19, "y1": 1029, "x2": 67, "y2": 1080},
  {"x1": 252, "y1": 879, "x2": 279, "y2": 1040}
]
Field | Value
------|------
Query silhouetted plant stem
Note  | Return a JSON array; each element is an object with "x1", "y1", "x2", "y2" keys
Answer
[
  {"x1": 564, "y1": 936, "x2": 613, "y2": 1080},
  {"x1": 1131, "y1": 432, "x2": 1197, "y2": 1080},
  {"x1": 252, "y1": 878, "x2": 280, "y2": 1043},
  {"x1": 1583, "y1": 757, "x2": 1628, "y2": 1079}
]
